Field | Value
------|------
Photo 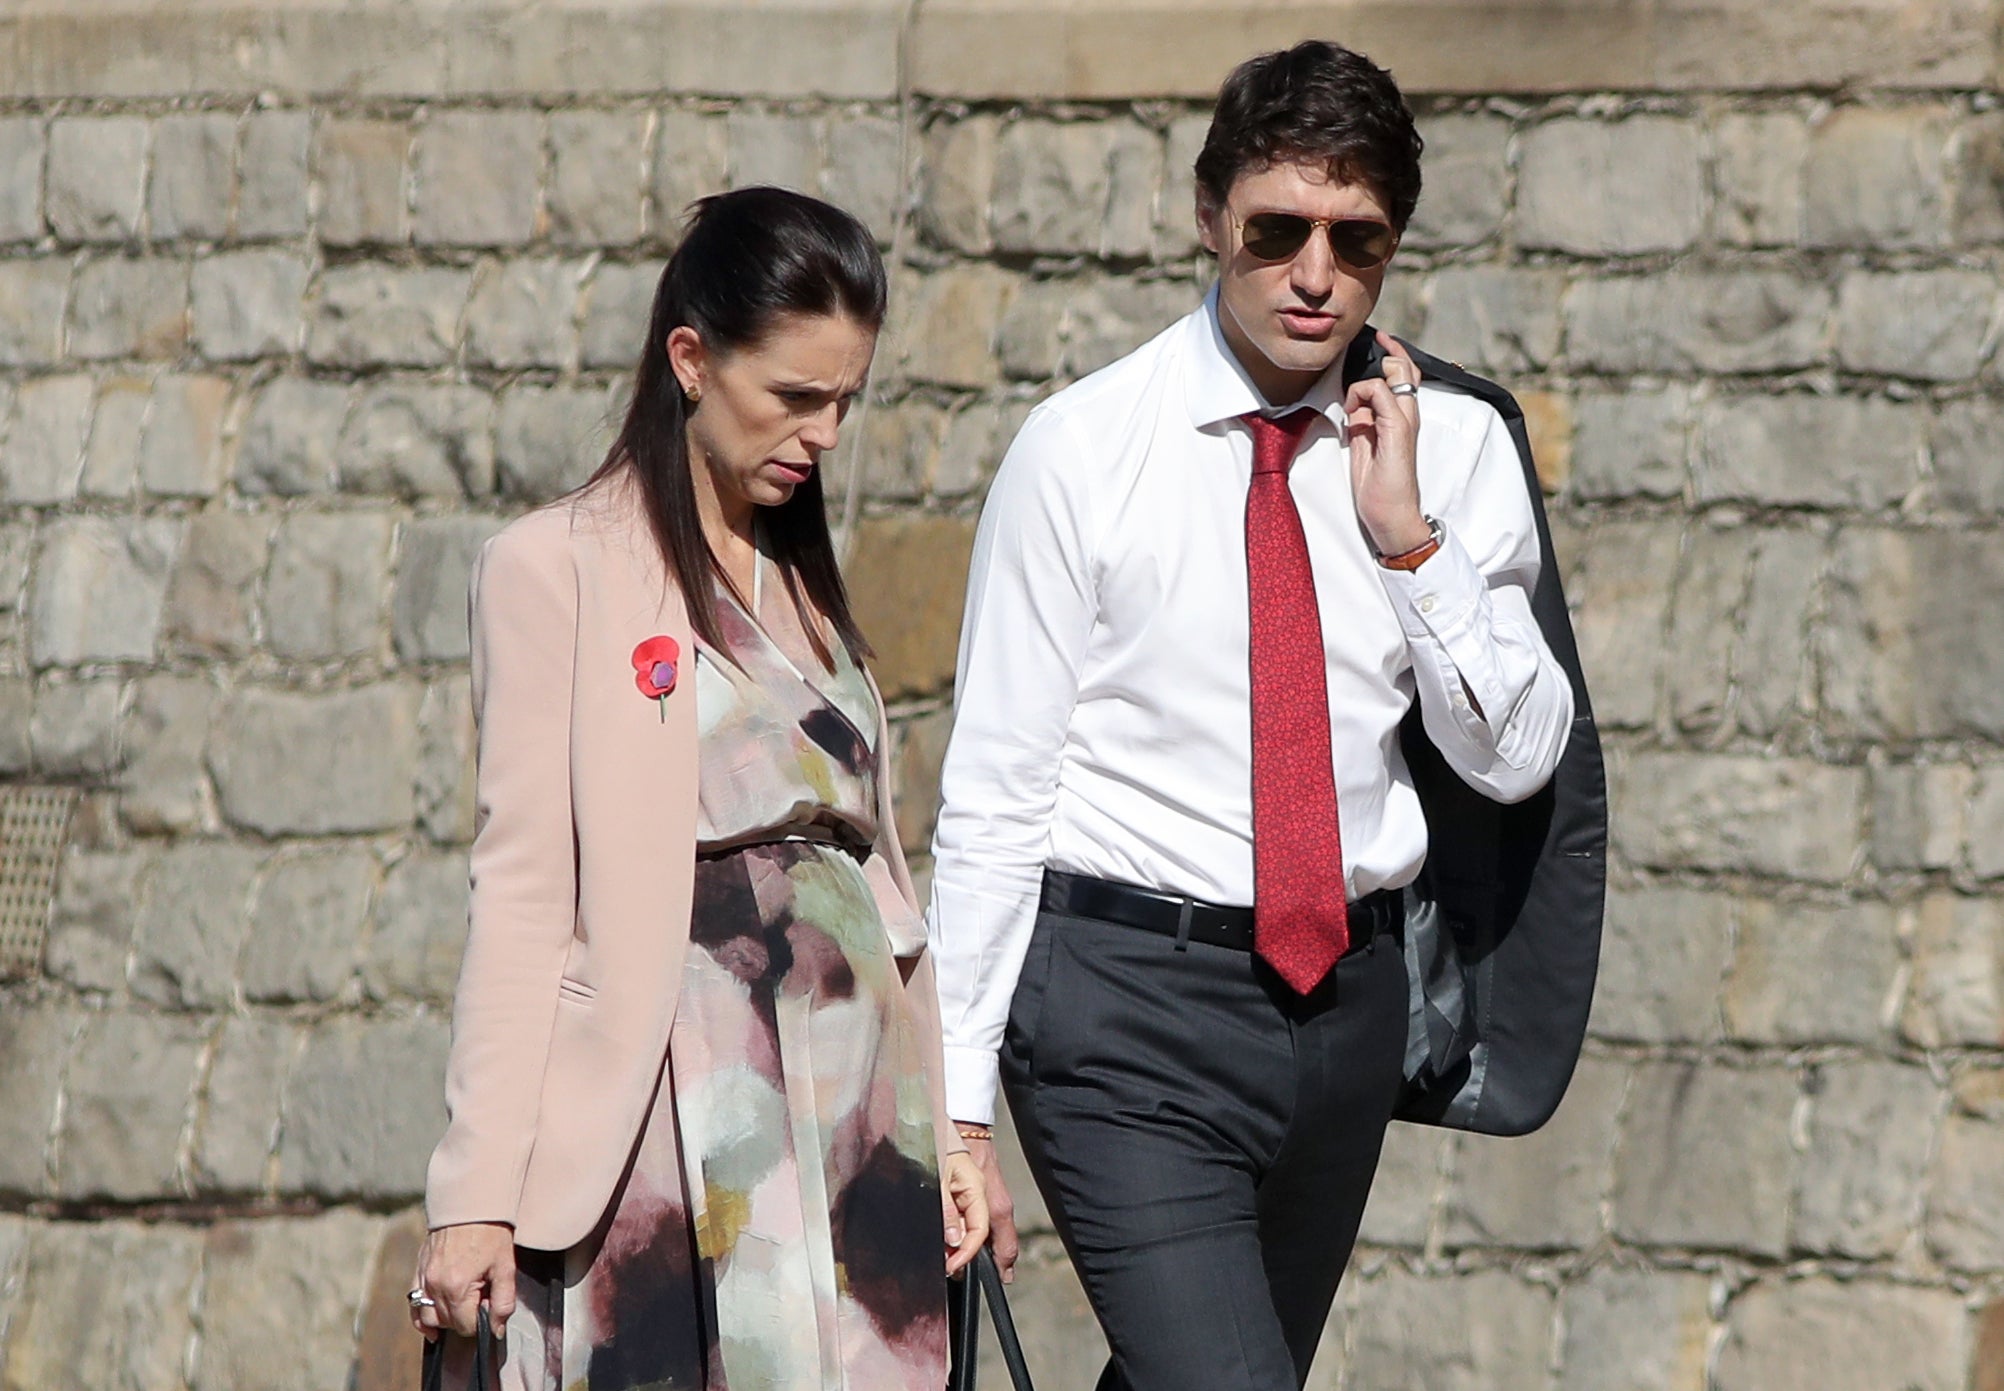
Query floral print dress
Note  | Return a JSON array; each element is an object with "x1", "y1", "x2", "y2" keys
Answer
[{"x1": 478, "y1": 561, "x2": 947, "y2": 1391}]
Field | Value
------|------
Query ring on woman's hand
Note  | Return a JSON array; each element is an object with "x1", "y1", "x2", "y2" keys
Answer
[
  {"x1": 408, "y1": 1289, "x2": 438, "y2": 1309},
  {"x1": 1388, "y1": 382, "x2": 1419, "y2": 397}
]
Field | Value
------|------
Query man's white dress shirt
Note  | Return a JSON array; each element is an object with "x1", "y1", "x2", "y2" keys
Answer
[{"x1": 926, "y1": 290, "x2": 1575, "y2": 1123}]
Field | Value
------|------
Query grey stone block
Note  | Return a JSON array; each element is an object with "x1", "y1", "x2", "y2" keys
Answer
[
  {"x1": 162, "y1": 511, "x2": 269, "y2": 659},
  {"x1": 119, "y1": 674, "x2": 214, "y2": 836},
  {"x1": 1956, "y1": 109, "x2": 2004, "y2": 243},
  {"x1": 416, "y1": 675, "x2": 476, "y2": 845},
  {"x1": 1356, "y1": 1121, "x2": 1447, "y2": 1249},
  {"x1": 56, "y1": 1010, "x2": 206, "y2": 1201},
  {"x1": 1064, "y1": 277, "x2": 1197, "y2": 377},
  {"x1": 1900, "y1": 893, "x2": 2003, "y2": 1048},
  {"x1": 263, "y1": 510, "x2": 395, "y2": 660},
  {"x1": 308, "y1": 264, "x2": 469, "y2": 368},
  {"x1": 0, "y1": 676, "x2": 26, "y2": 774},
  {"x1": 1517, "y1": 116, "x2": 1705, "y2": 254},
  {"x1": 1100, "y1": 120, "x2": 1164, "y2": 260},
  {"x1": 139, "y1": 373, "x2": 232, "y2": 498},
  {"x1": 1971, "y1": 766, "x2": 2004, "y2": 880},
  {"x1": 649, "y1": 109, "x2": 728, "y2": 237},
  {"x1": 549, "y1": 111, "x2": 647, "y2": 246},
  {"x1": 2, "y1": 1221, "x2": 202, "y2": 1391},
  {"x1": 933, "y1": 399, "x2": 1010, "y2": 499},
  {"x1": 1725, "y1": 900, "x2": 1901, "y2": 1045},
  {"x1": 1566, "y1": 271, "x2": 1831, "y2": 374},
  {"x1": 1406, "y1": 115, "x2": 1510, "y2": 248},
  {"x1": 1696, "y1": 393, "x2": 1921, "y2": 508},
  {"x1": 46, "y1": 115, "x2": 147, "y2": 242},
  {"x1": 1825, "y1": 529, "x2": 2004, "y2": 740},
  {"x1": 1558, "y1": 1268, "x2": 1714, "y2": 1391},
  {"x1": 1934, "y1": 398, "x2": 2004, "y2": 512},
  {"x1": 210, "y1": 685, "x2": 419, "y2": 835},
  {"x1": 44, "y1": 847, "x2": 150, "y2": 992},
  {"x1": 29, "y1": 515, "x2": 181, "y2": 667},
  {"x1": 728, "y1": 110, "x2": 821, "y2": 192},
  {"x1": 239, "y1": 110, "x2": 311, "y2": 239},
  {"x1": 190, "y1": 250, "x2": 311, "y2": 360},
  {"x1": 1665, "y1": 527, "x2": 1747, "y2": 732},
  {"x1": 275, "y1": 1015, "x2": 448, "y2": 1199},
  {"x1": 392, "y1": 516, "x2": 505, "y2": 662},
  {"x1": 1153, "y1": 113, "x2": 1209, "y2": 260},
  {"x1": 1736, "y1": 527, "x2": 1826, "y2": 738},
  {"x1": 241, "y1": 848, "x2": 375, "y2": 1002},
  {"x1": 579, "y1": 259, "x2": 661, "y2": 369},
  {"x1": 993, "y1": 119, "x2": 1125, "y2": 257},
  {"x1": 996, "y1": 276, "x2": 1069, "y2": 380},
  {"x1": 68, "y1": 256, "x2": 189, "y2": 360},
  {"x1": 236, "y1": 377, "x2": 351, "y2": 495},
  {"x1": 1569, "y1": 519, "x2": 1680, "y2": 729},
  {"x1": 0, "y1": 116, "x2": 46, "y2": 241},
  {"x1": 314, "y1": 117, "x2": 410, "y2": 246},
  {"x1": 29, "y1": 677, "x2": 123, "y2": 778},
  {"x1": 339, "y1": 382, "x2": 495, "y2": 498},
  {"x1": 1612, "y1": 750, "x2": 1864, "y2": 880},
  {"x1": 128, "y1": 841, "x2": 262, "y2": 1009},
  {"x1": 0, "y1": 259, "x2": 72, "y2": 366},
  {"x1": 0, "y1": 1005, "x2": 77, "y2": 1196},
  {"x1": 79, "y1": 375, "x2": 146, "y2": 499},
  {"x1": 1422, "y1": 267, "x2": 1565, "y2": 375},
  {"x1": 1587, "y1": 885, "x2": 1730, "y2": 1044},
  {"x1": 1570, "y1": 387, "x2": 1692, "y2": 501},
  {"x1": 1446, "y1": 1057, "x2": 1624, "y2": 1249},
  {"x1": 1833, "y1": 270, "x2": 1996, "y2": 381},
  {"x1": 194, "y1": 1211, "x2": 382, "y2": 1391},
  {"x1": 2, "y1": 374, "x2": 92, "y2": 504},
  {"x1": 1804, "y1": 107, "x2": 1952, "y2": 250},
  {"x1": 364, "y1": 849, "x2": 468, "y2": 1005},
  {"x1": 1795, "y1": 1060, "x2": 1937, "y2": 1258},
  {"x1": 890, "y1": 263, "x2": 1015, "y2": 388},
  {"x1": 919, "y1": 114, "x2": 998, "y2": 254},
  {"x1": 147, "y1": 111, "x2": 236, "y2": 241},
  {"x1": 1335, "y1": 1267, "x2": 1554, "y2": 1391},
  {"x1": 414, "y1": 110, "x2": 542, "y2": 246},
  {"x1": 1613, "y1": 1061, "x2": 1798, "y2": 1255},
  {"x1": 822, "y1": 113, "x2": 904, "y2": 244},
  {"x1": 1873, "y1": 761, "x2": 1973, "y2": 872},
  {"x1": 1714, "y1": 1279, "x2": 1965, "y2": 1391},
  {"x1": 466, "y1": 257, "x2": 582, "y2": 370},
  {"x1": 493, "y1": 383, "x2": 613, "y2": 502},
  {"x1": 1712, "y1": 110, "x2": 1809, "y2": 246},
  {"x1": 191, "y1": 1014, "x2": 298, "y2": 1193}
]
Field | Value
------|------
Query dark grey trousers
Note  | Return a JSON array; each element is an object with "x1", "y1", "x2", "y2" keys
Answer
[{"x1": 1000, "y1": 900, "x2": 1410, "y2": 1391}]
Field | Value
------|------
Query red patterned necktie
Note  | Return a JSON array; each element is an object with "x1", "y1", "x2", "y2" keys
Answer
[{"x1": 1243, "y1": 409, "x2": 1349, "y2": 993}]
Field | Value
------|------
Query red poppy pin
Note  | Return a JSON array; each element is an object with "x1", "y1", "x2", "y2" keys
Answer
[{"x1": 631, "y1": 636, "x2": 681, "y2": 722}]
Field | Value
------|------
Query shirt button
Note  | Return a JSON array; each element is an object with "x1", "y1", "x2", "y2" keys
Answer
[{"x1": 1418, "y1": 596, "x2": 1437, "y2": 615}]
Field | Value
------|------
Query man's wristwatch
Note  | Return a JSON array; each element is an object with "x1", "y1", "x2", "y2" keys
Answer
[{"x1": 1376, "y1": 515, "x2": 1444, "y2": 572}]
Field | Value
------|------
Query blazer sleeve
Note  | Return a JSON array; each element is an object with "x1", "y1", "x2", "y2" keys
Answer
[{"x1": 425, "y1": 520, "x2": 581, "y2": 1231}]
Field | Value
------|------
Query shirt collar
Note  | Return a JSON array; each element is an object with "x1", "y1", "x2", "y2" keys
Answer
[{"x1": 1182, "y1": 284, "x2": 1354, "y2": 432}]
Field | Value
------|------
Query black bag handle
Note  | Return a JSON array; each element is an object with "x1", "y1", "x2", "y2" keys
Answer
[
  {"x1": 948, "y1": 1248, "x2": 1036, "y2": 1391},
  {"x1": 421, "y1": 1305, "x2": 496, "y2": 1391}
]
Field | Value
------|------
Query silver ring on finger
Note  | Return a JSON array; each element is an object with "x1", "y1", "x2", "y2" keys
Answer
[
  {"x1": 1388, "y1": 381, "x2": 1419, "y2": 397},
  {"x1": 408, "y1": 1288, "x2": 438, "y2": 1309}
]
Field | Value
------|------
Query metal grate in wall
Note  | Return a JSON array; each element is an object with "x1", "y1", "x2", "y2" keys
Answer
[{"x1": 0, "y1": 785, "x2": 78, "y2": 980}]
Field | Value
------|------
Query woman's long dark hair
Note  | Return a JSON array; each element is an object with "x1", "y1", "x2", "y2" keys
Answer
[{"x1": 588, "y1": 186, "x2": 886, "y2": 666}]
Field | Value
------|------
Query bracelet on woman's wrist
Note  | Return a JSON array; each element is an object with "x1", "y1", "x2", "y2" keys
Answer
[{"x1": 954, "y1": 1123, "x2": 994, "y2": 1142}]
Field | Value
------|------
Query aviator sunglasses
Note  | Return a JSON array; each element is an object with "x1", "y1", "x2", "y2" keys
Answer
[{"x1": 1232, "y1": 211, "x2": 1398, "y2": 269}]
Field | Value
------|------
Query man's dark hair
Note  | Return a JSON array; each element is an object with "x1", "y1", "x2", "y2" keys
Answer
[{"x1": 1194, "y1": 41, "x2": 1424, "y2": 231}]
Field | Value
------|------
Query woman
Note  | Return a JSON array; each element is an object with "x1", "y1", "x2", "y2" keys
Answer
[{"x1": 410, "y1": 187, "x2": 987, "y2": 1390}]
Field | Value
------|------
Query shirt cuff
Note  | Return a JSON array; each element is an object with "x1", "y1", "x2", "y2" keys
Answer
[
  {"x1": 944, "y1": 1044, "x2": 1001, "y2": 1126},
  {"x1": 1375, "y1": 526, "x2": 1487, "y2": 642}
]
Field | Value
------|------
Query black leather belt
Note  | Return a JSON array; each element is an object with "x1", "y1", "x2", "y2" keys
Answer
[{"x1": 1040, "y1": 869, "x2": 1401, "y2": 955}]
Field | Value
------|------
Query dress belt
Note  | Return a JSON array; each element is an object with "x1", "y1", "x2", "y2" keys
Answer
[{"x1": 1039, "y1": 868, "x2": 1402, "y2": 956}]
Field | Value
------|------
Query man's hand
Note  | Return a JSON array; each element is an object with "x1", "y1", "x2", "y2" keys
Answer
[
  {"x1": 411, "y1": 1221, "x2": 516, "y2": 1342},
  {"x1": 959, "y1": 1131, "x2": 1020, "y2": 1282},
  {"x1": 1346, "y1": 330, "x2": 1428, "y2": 558}
]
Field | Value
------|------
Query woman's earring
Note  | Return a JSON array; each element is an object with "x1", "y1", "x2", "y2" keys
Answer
[{"x1": 685, "y1": 382, "x2": 702, "y2": 405}]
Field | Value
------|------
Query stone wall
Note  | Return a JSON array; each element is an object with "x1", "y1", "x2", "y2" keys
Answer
[{"x1": 2, "y1": 1, "x2": 2003, "y2": 1387}]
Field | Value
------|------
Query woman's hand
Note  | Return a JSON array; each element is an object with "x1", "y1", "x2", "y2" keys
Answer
[
  {"x1": 411, "y1": 1221, "x2": 517, "y2": 1343},
  {"x1": 942, "y1": 1150, "x2": 991, "y2": 1276},
  {"x1": 1345, "y1": 330, "x2": 1429, "y2": 558}
]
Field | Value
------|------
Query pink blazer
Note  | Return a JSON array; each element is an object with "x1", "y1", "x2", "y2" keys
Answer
[{"x1": 424, "y1": 470, "x2": 960, "y2": 1252}]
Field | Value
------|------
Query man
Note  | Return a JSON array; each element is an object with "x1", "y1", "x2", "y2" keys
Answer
[{"x1": 926, "y1": 40, "x2": 1602, "y2": 1391}]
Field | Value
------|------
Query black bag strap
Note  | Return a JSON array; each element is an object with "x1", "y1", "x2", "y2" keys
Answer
[
  {"x1": 421, "y1": 1305, "x2": 496, "y2": 1391},
  {"x1": 948, "y1": 1248, "x2": 1036, "y2": 1391}
]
